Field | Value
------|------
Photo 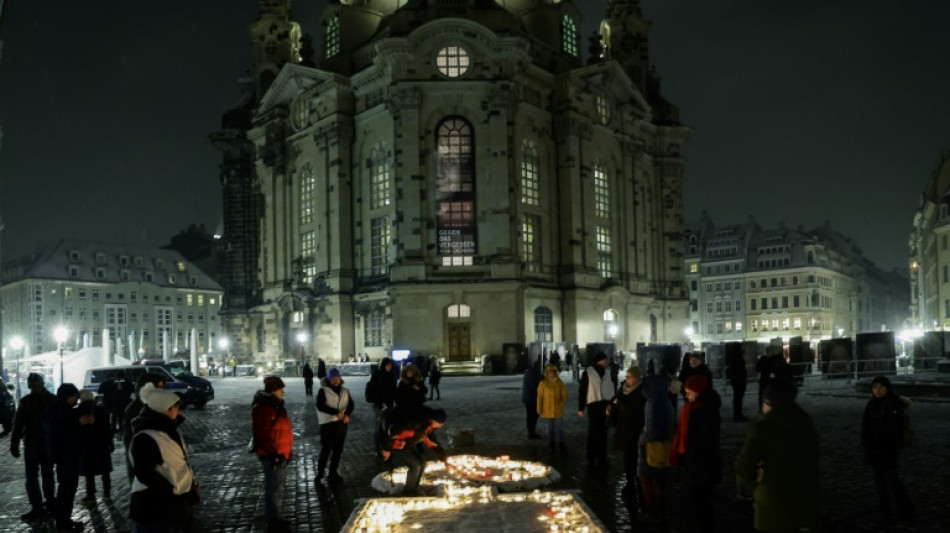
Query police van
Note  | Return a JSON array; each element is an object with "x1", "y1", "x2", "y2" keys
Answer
[{"x1": 83, "y1": 365, "x2": 197, "y2": 408}]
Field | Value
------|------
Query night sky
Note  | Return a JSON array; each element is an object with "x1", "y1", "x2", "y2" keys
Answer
[{"x1": 1, "y1": 0, "x2": 948, "y2": 272}]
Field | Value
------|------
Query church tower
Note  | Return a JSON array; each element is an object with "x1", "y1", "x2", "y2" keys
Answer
[
  {"x1": 601, "y1": 0, "x2": 651, "y2": 92},
  {"x1": 211, "y1": 0, "x2": 304, "y2": 360}
]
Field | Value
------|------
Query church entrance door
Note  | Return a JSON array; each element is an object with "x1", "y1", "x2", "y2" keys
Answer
[{"x1": 447, "y1": 323, "x2": 471, "y2": 361}]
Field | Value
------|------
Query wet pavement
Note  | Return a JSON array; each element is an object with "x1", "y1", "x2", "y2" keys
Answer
[{"x1": 1, "y1": 373, "x2": 948, "y2": 532}]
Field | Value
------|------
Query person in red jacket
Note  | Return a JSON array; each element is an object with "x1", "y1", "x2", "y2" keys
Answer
[{"x1": 252, "y1": 376, "x2": 294, "y2": 532}]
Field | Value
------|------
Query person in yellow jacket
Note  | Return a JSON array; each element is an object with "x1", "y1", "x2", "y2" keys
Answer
[{"x1": 537, "y1": 364, "x2": 568, "y2": 452}]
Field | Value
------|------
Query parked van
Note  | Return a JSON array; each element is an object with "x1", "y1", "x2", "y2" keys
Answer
[{"x1": 83, "y1": 365, "x2": 199, "y2": 409}]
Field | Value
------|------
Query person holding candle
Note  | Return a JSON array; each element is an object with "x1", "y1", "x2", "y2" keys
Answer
[
  {"x1": 537, "y1": 364, "x2": 567, "y2": 452},
  {"x1": 381, "y1": 406, "x2": 449, "y2": 496}
]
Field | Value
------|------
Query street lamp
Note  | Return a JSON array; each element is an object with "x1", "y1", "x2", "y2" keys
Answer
[
  {"x1": 217, "y1": 337, "x2": 229, "y2": 377},
  {"x1": 54, "y1": 326, "x2": 68, "y2": 386},
  {"x1": 10, "y1": 335, "x2": 23, "y2": 401},
  {"x1": 296, "y1": 331, "x2": 308, "y2": 372}
]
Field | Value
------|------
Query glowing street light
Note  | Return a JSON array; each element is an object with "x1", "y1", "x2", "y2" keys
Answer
[
  {"x1": 296, "y1": 331, "x2": 309, "y2": 370},
  {"x1": 10, "y1": 335, "x2": 24, "y2": 401},
  {"x1": 54, "y1": 326, "x2": 68, "y2": 385}
]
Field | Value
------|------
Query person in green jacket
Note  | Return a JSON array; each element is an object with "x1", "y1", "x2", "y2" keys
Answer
[{"x1": 736, "y1": 380, "x2": 820, "y2": 533}]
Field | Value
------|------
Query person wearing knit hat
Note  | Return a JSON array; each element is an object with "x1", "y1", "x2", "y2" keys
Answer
[
  {"x1": 252, "y1": 375, "x2": 294, "y2": 530},
  {"x1": 128, "y1": 385, "x2": 201, "y2": 530},
  {"x1": 9, "y1": 371, "x2": 56, "y2": 522},
  {"x1": 316, "y1": 365, "x2": 354, "y2": 485},
  {"x1": 578, "y1": 352, "x2": 615, "y2": 469},
  {"x1": 736, "y1": 376, "x2": 819, "y2": 533},
  {"x1": 861, "y1": 375, "x2": 914, "y2": 520},
  {"x1": 669, "y1": 374, "x2": 721, "y2": 533},
  {"x1": 76, "y1": 389, "x2": 114, "y2": 505},
  {"x1": 677, "y1": 352, "x2": 714, "y2": 401},
  {"x1": 537, "y1": 364, "x2": 567, "y2": 453}
]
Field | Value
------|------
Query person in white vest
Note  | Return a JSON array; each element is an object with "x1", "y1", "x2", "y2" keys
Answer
[
  {"x1": 315, "y1": 368, "x2": 354, "y2": 485},
  {"x1": 578, "y1": 352, "x2": 616, "y2": 469},
  {"x1": 129, "y1": 383, "x2": 201, "y2": 532}
]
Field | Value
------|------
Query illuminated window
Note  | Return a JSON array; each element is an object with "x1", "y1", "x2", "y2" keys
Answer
[
  {"x1": 520, "y1": 140, "x2": 540, "y2": 206},
  {"x1": 782, "y1": 318, "x2": 790, "y2": 330},
  {"x1": 326, "y1": 16, "x2": 340, "y2": 58},
  {"x1": 736, "y1": 322, "x2": 743, "y2": 332},
  {"x1": 771, "y1": 319, "x2": 779, "y2": 330},
  {"x1": 596, "y1": 226, "x2": 612, "y2": 278},
  {"x1": 751, "y1": 320, "x2": 758, "y2": 332},
  {"x1": 293, "y1": 311, "x2": 303, "y2": 323},
  {"x1": 187, "y1": 294, "x2": 193, "y2": 306},
  {"x1": 436, "y1": 46, "x2": 470, "y2": 78},
  {"x1": 793, "y1": 317, "x2": 802, "y2": 330},
  {"x1": 437, "y1": 117, "x2": 476, "y2": 265},
  {"x1": 447, "y1": 304, "x2": 471, "y2": 318},
  {"x1": 594, "y1": 163, "x2": 609, "y2": 217},
  {"x1": 300, "y1": 165, "x2": 314, "y2": 224},
  {"x1": 562, "y1": 15, "x2": 578, "y2": 57},
  {"x1": 596, "y1": 95, "x2": 610, "y2": 125},
  {"x1": 689, "y1": 264, "x2": 698, "y2": 273},
  {"x1": 533, "y1": 307, "x2": 554, "y2": 342},
  {"x1": 365, "y1": 311, "x2": 384, "y2": 346},
  {"x1": 442, "y1": 256, "x2": 473, "y2": 266},
  {"x1": 522, "y1": 215, "x2": 540, "y2": 273},
  {"x1": 301, "y1": 231, "x2": 315, "y2": 282},
  {"x1": 370, "y1": 146, "x2": 391, "y2": 209},
  {"x1": 371, "y1": 216, "x2": 391, "y2": 276}
]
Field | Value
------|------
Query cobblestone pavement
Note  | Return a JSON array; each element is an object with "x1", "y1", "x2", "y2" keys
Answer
[{"x1": 0, "y1": 374, "x2": 948, "y2": 532}]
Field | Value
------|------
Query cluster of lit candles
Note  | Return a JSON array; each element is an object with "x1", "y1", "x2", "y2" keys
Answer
[{"x1": 377, "y1": 454, "x2": 557, "y2": 492}]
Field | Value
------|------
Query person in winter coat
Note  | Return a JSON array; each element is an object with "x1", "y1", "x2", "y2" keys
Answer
[
  {"x1": 677, "y1": 353, "x2": 714, "y2": 399},
  {"x1": 315, "y1": 368, "x2": 354, "y2": 485},
  {"x1": 77, "y1": 389, "x2": 114, "y2": 504},
  {"x1": 316, "y1": 358, "x2": 327, "y2": 380},
  {"x1": 48, "y1": 383, "x2": 92, "y2": 532},
  {"x1": 725, "y1": 348, "x2": 748, "y2": 422},
  {"x1": 9, "y1": 372, "x2": 56, "y2": 522},
  {"x1": 381, "y1": 405, "x2": 449, "y2": 496},
  {"x1": 427, "y1": 357, "x2": 442, "y2": 400},
  {"x1": 366, "y1": 358, "x2": 398, "y2": 458},
  {"x1": 736, "y1": 379, "x2": 820, "y2": 533},
  {"x1": 252, "y1": 376, "x2": 294, "y2": 532},
  {"x1": 612, "y1": 366, "x2": 646, "y2": 501},
  {"x1": 129, "y1": 383, "x2": 202, "y2": 531},
  {"x1": 670, "y1": 375, "x2": 722, "y2": 533},
  {"x1": 537, "y1": 364, "x2": 567, "y2": 452},
  {"x1": 861, "y1": 376, "x2": 914, "y2": 520},
  {"x1": 302, "y1": 364, "x2": 315, "y2": 397},
  {"x1": 637, "y1": 366, "x2": 678, "y2": 525},
  {"x1": 395, "y1": 364, "x2": 428, "y2": 412},
  {"x1": 578, "y1": 352, "x2": 616, "y2": 467},
  {"x1": 122, "y1": 373, "x2": 167, "y2": 482},
  {"x1": 522, "y1": 361, "x2": 543, "y2": 440}
]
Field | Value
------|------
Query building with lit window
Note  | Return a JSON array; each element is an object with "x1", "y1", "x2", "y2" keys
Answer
[
  {"x1": 686, "y1": 215, "x2": 909, "y2": 347},
  {"x1": 0, "y1": 239, "x2": 224, "y2": 358},
  {"x1": 910, "y1": 150, "x2": 950, "y2": 330},
  {"x1": 215, "y1": 0, "x2": 690, "y2": 365}
]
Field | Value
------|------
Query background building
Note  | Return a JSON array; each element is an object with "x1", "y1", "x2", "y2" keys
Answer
[
  {"x1": 0, "y1": 239, "x2": 224, "y2": 359},
  {"x1": 686, "y1": 214, "x2": 909, "y2": 347},
  {"x1": 910, "y1": 150, "x2": 950, "y2": 330},
  {"x1": 216, "y1": 0, "x2": 691, "y2": 365}
]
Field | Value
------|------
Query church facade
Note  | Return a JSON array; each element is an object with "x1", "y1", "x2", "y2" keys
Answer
[{"x1": 215, "y1": 0, "x2": 690, "y2": 365}]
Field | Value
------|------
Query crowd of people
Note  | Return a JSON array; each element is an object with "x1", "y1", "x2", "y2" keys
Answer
[{"x1": 2, "y1": 347, "x2": 916, "y2": 532}]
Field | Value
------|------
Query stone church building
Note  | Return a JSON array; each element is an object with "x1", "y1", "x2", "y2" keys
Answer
[{"x1": 214, "y1": 0, "x2": 690, "y2": 365}]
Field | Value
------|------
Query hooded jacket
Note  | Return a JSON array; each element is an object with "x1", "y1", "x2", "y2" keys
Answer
[
  {"x1": 367, "y1": 357, "x2": 398, "y2": 409},
  {"x1": 129, "y1": 407, "x2": 196, "y2": 525},
  {"x1": 251, "y1": 390, "x2": 293, "y2": 460},
  {"x1": 736, "y1": 401, "x2": 820, "y2": 533},
  {"x1": 641, "y1": 374, "x2": 675, "y2": 442},
  {"x1": 536, "y1": 365, "x2": 567, "y2": 419},
  {"x1": 861, "y1": 391, "x2": 911, "y2": 468},
  {"x1": 10, "y1": 386, "x2": 55, "y2": 450}
]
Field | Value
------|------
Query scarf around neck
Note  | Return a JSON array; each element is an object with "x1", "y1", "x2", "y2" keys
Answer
[{"x1": 669, "y1": 396, "x2": 705, "y2": 467}]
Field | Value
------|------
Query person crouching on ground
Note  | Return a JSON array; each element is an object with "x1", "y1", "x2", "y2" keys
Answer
[
  {"x1": 861, "y1": 375, "x2": 914, "y2": 521},
  {"x1": 381, "y1": 405, "x2": 449, "y2": 496},
  {"x1": 252, "y1": 376, "x2": 294, "y2": 532},
  {"x1": 670, "y1": 375, "x2": 722, "y2": 533},
  {"x1": 129, "y1": 383, "x2": 202, "y2": 532},
  {"x1": 537, "y1": 364, "x2": 567, "y2": 452},
  {"x1": 316, "y1": 368, "x2": 354, "y2": 485}
]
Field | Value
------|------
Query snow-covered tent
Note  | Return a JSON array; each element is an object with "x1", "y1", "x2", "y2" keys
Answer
[{"x1": 23, "y1": 348, "x2": 132, "y2": 389}]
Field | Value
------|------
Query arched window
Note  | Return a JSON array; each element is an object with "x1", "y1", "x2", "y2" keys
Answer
[
  {"x1": 562, "y1": 15, "x2": 578, "y2": 57},
  {"x1": 370, "y1": 145, "x2": 391, "y2": 209},
  {"x1": 534, "y1": 307, "x2": 553, "y2": 342},
  {"x1": 603, "y1": 309, "x2": 619, "y2": 341},
  {"x1": 326, "y1": 16, "x2": 340, "y2": 58},
  {"x1": 446, "y1": 304, "x2": 471, "y2": 319},
  {"x1": 436, "y1": 117, "x2": 476, "y2": 266},
  {"x1": 520, "y1": 139, "x2": 540, "y2": 206},
  {"x1": 365, "y1": 310, "x2": 384, "y2": 347}
]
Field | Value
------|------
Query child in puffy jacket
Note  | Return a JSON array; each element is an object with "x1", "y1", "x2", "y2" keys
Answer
[{"x1": 537, "y1": 364, "x2": 568, "y2": 452}]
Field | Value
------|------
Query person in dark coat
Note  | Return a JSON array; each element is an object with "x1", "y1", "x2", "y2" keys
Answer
[
  {"x1": 77, "y1": 389, "x2": 114, "y2": 504},
  {"x1": 367, "y1": 358, "x2": 398, "y2": 458},
  {"x1": 677, "y1": 352, "x2": 713, "y2": 399},
  {"x1": 861, "y1": 376, "x2": 914, "y2": 520},
  {"x1": 98, "y1": 374, "x2": 120, "y2": 432},
  {"x1": 9, "y1": 372, "x2": 56, "y2": 521},
  {"x1": 302, "y1": 363, "x2": 315, "y2": 397},
  {"x1": 316, "y1": 358, "x2": 327, "y2": 380},
  {"x1": 427, "y1": 357, "x2": 442, "y2": 400},
  {"x1": 725, "y1": 348, "x2": 748, "y2": 422},
  {"x1": 48, "y1": 383, "x2": 90, "y2": 532},
  {"x1": 122, "y1": 373, "x2": 167, "y2": 482},
  {"x1": 637, "y1": 366, "x2": 678, "y2": 525},
  {"x1": 114, "y1": 379, "x2": 134, "y2": 432},
  {"x1": 756, "y1": 345, "x2": 791, "y2": 408},
  {"x1": 612, "y1": 366, "x2": 646, "y2": 506},
  {"x1": 521, "y1": 361, "x2": 543, "y2": 439},
  {"x1": 578, "y1": 353, "x2": 616, "y2": 467},
  {"x1": 736, "y1": 380, "x2": 820, "y2": 533},
  {"x1": 129, "y1": 384, "x2": 201, "y2": 531},
  {"x1": 670, "y1": 375, "x2": 722, "y2": 533},
  {"x1": 381, "y1": 405, "x2": 449, "y2": 496},
  {"x1": 395, "y1": 364, "x2": 428, "y2": 412}
]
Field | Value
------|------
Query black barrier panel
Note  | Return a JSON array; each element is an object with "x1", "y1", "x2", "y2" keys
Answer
[
  {"x1": 501, "y1": 343, "x2": 525, "y2": 375},
  {"x1": 635, "y1": 344, "x2": 682, "y2": 377},
  {"x1": 742, "y1": 341, "x2": 762, "y2": 378},
  {"x1": 914, "y1": 332, "x2": 944, "y2": 370},
  {"x1": 704, "y1": 344, "x2": 725, "y2": 379},
  {"x1": 856, "y1": 332, "x2": 896, "y2": 376},
  {"x1": 819, "y1": 338, "x2": 853, "y2": 378},
  {"x1": 724, "y1": 342, "x2": 746, "y2": 383},
  {"x1": 788, "y1": 336, "x2": 809, "y2": 378}
]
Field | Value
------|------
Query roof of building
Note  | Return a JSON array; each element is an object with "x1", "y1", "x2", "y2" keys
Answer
[{"x1": 1, "y1": 238, "x2": 222, "y2": 291}]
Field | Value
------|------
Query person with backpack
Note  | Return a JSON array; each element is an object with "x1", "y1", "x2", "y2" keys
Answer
[
  {"x1": 366, "y1": 358, "x2": 398, "y2": 460},
  {"x1": 861, "y1": 376, "x2": 914, "y2": 521}
]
